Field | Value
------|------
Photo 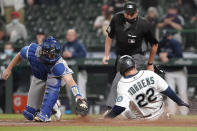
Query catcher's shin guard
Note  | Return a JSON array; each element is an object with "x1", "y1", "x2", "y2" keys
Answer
[
  {"x1": 22, "y1": 105, "x2": 36, "y2": 120},
  {"x1": 37, "y1": 78, "x2": 61, "y2": 121}
]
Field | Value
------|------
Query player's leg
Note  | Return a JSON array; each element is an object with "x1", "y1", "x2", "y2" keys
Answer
[
  {"x1": 165, "y1": 72, "x2": 177, "y2": 115},
  {"x1": 34, "y1": 77, "x2": 61, "y2": 122},
  {"x1": 121, "y1": 108, "x2": 137, "y2": 120},
  {"x1": 176, "y1": 70, "x2": 189, "y2": 115},
  {"x1": 77, "y1": 70, "x2": 88, "y2": 98},
  {"x1": 106, "y1": 55, "x2": 123, "y2": 109},
  {"x1": 106, "y1": 72, "x2": 121, "y2": 108},
  {"x1": 23, "y1": 76, "x2": 46, "y2": 120}
]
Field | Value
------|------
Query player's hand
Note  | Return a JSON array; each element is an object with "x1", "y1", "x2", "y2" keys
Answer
[
  {"x1": 183, "y1": 103, "x2": 190, "y2": 108},
  {"x1": 146, "y1": 64, "x2": 154, "y2": 71},
  {"x1": 76, "y1": 98, "x2": 88, "y2": 116},
  {"x1": 2, "y1": 69, "x2": 11, "y2": 80},
  {"x1": 164, "y1": 18, "x2": 173, "y2": 24},
  {"x1": 179, "y1": 102, "x2": 190, "y2": 108},
  {"x1": 102, "y1": 56, "x2": 109, "y2": 65}
]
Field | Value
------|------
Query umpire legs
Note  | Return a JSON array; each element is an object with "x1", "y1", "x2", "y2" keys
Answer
[{"x1": 106, "y1": 72, "x2": 121, "y2": 107}]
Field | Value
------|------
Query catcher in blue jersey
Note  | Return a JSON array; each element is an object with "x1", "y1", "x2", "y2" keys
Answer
[{"x1": 2, "y1": 36, "x2": 88, "y2": 122}]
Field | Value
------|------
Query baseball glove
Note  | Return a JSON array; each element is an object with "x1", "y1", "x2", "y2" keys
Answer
[
  {"x1": 76, "y1": 98, "x2": 88, "y2": 116},
  {"x1": 154, "y1": 65, "x2": 165, "y2": 75}
]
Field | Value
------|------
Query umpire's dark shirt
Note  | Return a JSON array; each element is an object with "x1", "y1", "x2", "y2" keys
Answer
[{"x1": 106, "y1": 12, "x2": 158, "y2": 56}]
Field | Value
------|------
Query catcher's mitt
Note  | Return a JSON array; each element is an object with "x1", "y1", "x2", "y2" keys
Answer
[{"x1": 76, "y1": 98, "x2": 88, "y2": 116}]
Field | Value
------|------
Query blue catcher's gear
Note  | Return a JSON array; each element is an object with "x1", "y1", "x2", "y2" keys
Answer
[
  {"x1": 20, "y1": 43, "x2": 50, "y2": 80},
  {"x1": 19, "y1": 36, "x2": 73, "y2": 122},
  {"x1": 35, "y1": 77, "x2": 61, "y2": 122},
  {"x1": 34, "y1": 62, "x2": 67, "y2": 122},
  {"x1": 34, "y1": 112, "x2": 51, "y2": 122},
  {"x1": 40, "y1": 36, "x2": 61, "y2": 65},
  {"x1": 22, "y1": 105, "x2": 37, "y2": 120}
]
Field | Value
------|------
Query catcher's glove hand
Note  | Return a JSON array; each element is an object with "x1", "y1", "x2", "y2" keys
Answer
[{"x1": 76, "y1": 98, "x2": 88, "y2": 116}]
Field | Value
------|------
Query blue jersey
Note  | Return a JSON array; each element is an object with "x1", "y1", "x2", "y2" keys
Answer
[
  {"x1": 62, "y1": 39, "x2": 86, "y2": 58},
  {"x1": 20, "y1": 43, "x2": 72, "y2": 81}
]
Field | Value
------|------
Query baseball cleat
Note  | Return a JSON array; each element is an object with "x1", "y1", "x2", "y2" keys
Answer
[
  {"x1": 103, "y1": 109, "x2": 112, "y2": 117},
  {"x1": 53, "y1": 109, "x2": 61, "y2": 121},
  {"x1": 34, "y1": 112, "x2": 51, "y2": 122}
]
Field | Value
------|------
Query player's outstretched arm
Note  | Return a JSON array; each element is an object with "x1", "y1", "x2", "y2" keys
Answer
[
  {"x1": 161, "y1": 86, "x2": 190, "y2": 108},
  {"x1": 63, "y1": 74, "x2": 88, "y2": 116},
  {"x1": 63, "y1": 74, "x2": 77, "y2": 89},
  {"x1": 63, "y1": 74, "x2": 83, "y2": 99},
  {"x1": 2, "y1": 53, "x2": 22, "y2": 80}
]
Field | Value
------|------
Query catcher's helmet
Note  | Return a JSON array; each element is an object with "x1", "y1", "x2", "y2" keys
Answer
[
  {"x1": 40, "y1": 36, "x2": 61, "y2": 64},
  {"x1": 119, "y1": 55, "x2": 135, "y2": 76}
]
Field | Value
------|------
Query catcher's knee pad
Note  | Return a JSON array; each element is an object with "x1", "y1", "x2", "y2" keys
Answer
[{"x1": 22, "y1": 105, "x2": 36, "y2": 120}]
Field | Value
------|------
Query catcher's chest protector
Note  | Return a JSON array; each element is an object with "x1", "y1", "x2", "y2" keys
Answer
[{"x1": 27, "y1": 44, "x2": 50, "y2": 80}]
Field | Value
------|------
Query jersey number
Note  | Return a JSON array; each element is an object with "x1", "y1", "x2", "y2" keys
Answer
[{"x1": 135, "y1": 88, "x2": 157, "y2": 108}]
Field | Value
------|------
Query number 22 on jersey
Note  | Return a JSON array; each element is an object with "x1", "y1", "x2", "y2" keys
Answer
[{"x1": 135, "y1": 88, "x2": 157, "y2": 108}]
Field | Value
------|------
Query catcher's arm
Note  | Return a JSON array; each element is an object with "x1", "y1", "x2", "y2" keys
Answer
[
  {"x1": 63, "y1": 74, "x2": 88, "y2": 116},
  {"x1": 2, "y1": 53, "x2": 22, "y2": 80}
]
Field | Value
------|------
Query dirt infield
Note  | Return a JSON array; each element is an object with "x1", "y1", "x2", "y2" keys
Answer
[{"x1": 0, "y1": 117, "x2": 197, "y2": 127}]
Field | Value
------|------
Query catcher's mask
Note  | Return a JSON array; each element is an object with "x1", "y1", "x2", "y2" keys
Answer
[
  {"x1": 40, "y1": 36, "x2": 61, "y2": 65},
  {"x1": 119, "y1": 55, "x2": 135, "y2": 76}
]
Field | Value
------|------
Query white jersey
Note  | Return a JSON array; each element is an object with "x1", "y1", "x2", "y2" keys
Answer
[{"x1": 115, "y1": 70, "x2": 168, "y2": 120}]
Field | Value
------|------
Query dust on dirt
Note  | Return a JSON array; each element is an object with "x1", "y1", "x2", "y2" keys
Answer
[{"x1": 0, "y1": 116, "x2": 197, "y2": 127}]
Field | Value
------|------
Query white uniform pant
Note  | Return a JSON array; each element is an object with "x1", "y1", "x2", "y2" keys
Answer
[
  {"x1": 165, "y1": 69, "x2": 189, "y2": 115},
  {"x1": 121, "y1": 104, "x2": 166, "y2": 120},
  {"x1": 77, "y1": 70, "x2": 88, "y2": 98}
]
